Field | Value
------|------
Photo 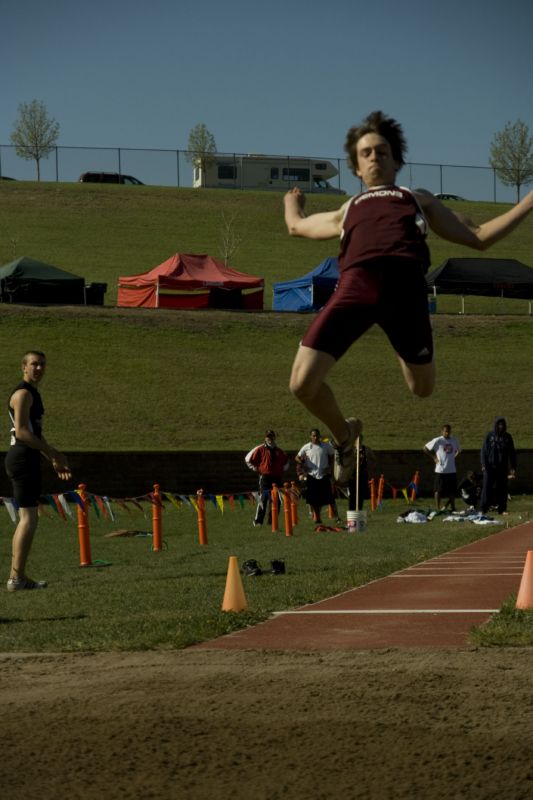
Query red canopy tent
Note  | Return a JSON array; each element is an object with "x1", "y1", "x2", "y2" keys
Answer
[{"x1": 117, "y1": 253, "x2": 264, "y2": 310}]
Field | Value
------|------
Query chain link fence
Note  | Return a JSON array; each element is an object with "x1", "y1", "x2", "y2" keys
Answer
[{"x1": 0, "y1": 143, "x2": 519, "y2": 203}]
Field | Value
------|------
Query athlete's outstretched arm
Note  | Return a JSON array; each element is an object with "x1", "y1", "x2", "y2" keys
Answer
[
  {"x1": 284, "y1": 187, "x2": 347, "y2": 240},
  {"x1": 415, "y1": 189, "x2": 533, "y2": 250}
]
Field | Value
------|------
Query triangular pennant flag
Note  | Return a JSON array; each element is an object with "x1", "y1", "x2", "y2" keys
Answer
[
  {"x1": 88, "y1": 494, "x2": 101, "y2": 518},
  {"x1": 115, "y1": 498, "x2": 134, "y2": 515},
  {"x1": 45, "y1": 495, "x2": 60, "y2": 515},
  {"x1": 216, "y1": 494, "x2": 224, "y2": 513},
  {"x1": 126, "y1": 498, "x2": 145, "y2": 513},
  {"x1": 57, "y1": 494, "x2": 73, "y2": 519},
  {"x1": 164, "y1": 492, "x2": 182, "y2": 511},
  {"x1": 52, "y1": 495, "x2": 67, "y2": 521},
  {"x1": 103, "y1": 497, "x2": 116, "y2": 522},
  {"x1": 94, "y1": 494, "x2": 109, "y2": 519},
  {"x1": 179, "y1": 495, "x2": 193, "y2": 509},
  {"x1": 65, "y1": 490, "x2": 85, "y2": 509},
  {"x1": 3, "y1": 498, "x2": 17, "y2": 523}
]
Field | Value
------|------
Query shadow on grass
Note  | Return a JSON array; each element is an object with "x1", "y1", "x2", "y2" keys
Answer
[{"x1": 0, "y1": 613, "x2": 87, "y2": 625}]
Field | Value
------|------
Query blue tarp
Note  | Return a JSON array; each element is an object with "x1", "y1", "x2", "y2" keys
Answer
[{"x1": 273, "y1": 257, "x2": 339, "y2": 311}]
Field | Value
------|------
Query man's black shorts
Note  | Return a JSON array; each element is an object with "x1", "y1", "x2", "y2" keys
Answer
[
  {"x1": 306, "y1": 475, "x2": 334, "y2": 508},
  {"x1": 302, "y1": 258, "x2": 433, "y2": 364},
  {"x1": 434, "y1": 472, "x2": 457, "y2": 497},
  {"x1": 4, "y1": 448, "x2": 41, "y2": 508}
]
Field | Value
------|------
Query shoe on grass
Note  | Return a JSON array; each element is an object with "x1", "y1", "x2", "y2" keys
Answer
[
  {"x1": 6, "y1": 577, "x2": 48, "y2": 592},
  {"x1": 333, "y1": 417, "x2": 363, "y2": 486}
]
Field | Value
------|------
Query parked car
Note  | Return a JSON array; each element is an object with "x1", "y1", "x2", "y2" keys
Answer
[
  {"x1": 434, "y1": 193, "x2": 465, "y2": 201},
  {"x1": 79, "y1": 172, "x2": 144, "y2": 185}
]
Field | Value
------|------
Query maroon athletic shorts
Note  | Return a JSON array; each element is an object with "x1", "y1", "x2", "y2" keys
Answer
[{"x1": 302, "y1": 258, "x2": 433, "y2": 364}]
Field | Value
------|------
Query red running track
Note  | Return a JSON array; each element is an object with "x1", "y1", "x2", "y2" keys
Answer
[{"x1": 197, "y1": 521, "x2": 533, "y2": 650}]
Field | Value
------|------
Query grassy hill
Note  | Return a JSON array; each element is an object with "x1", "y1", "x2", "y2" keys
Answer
[
  {"x1": 0, "y1": 181, "x2": 532, "y2": 451},
  {"x1": 1, "y1": 180, "x2": 532, "y2": 308}
]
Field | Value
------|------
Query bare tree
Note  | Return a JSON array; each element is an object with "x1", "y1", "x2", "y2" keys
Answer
[
  {"x1": 186, "y1": 123, "x2": 217, "y2": 187},
  {"x1": 219, "y1": 211, "x2": 242, "y2": 265},
  {"x1": 489, "y1": 119, "x2": 533, "y2": 202},
  {"x1": 10, "y1": 100, "x2": 60, "y2": 181}
]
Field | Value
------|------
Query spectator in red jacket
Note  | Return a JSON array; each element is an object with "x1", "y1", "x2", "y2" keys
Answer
[{"x1": 245, "y1": 430, "x2": 289, "y2": 526}]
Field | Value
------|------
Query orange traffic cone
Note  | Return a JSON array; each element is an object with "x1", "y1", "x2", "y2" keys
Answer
[
  {"x1": 221, "y1": 555, "x2": 248, "y2": 612},
  {"x1": 516, "y1": 551, "x2": 533, "y2": 610}
]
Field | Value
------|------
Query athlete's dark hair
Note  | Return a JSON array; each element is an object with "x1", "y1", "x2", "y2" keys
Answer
[{"x1": 345, "y1": 111, "x2": 407, "y2": 174}]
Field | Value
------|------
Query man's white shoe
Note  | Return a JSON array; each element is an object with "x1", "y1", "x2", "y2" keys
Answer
[{"x1": 333, "y1": 418, "x2": 363, "y2": 486}]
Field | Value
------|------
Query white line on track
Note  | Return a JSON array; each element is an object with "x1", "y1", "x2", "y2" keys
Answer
[
  {"x1": 393, "y1": 572, "x2": 522, "y2": 577},
  {"x1": 272, "y1": 609, "x2": 500, "y2": 615}
]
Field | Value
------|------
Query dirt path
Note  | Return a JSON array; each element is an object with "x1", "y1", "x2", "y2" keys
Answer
[
  {"x1": 2, "y1": 524, "x2": 533, "y2": 799},
  {"x1": 1, "y1": 648, "x2": 532, "y2": 800}
]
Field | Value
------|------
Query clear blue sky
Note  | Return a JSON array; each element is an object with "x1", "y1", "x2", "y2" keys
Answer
[{"x1": 2, "y1": 0, "x2": 532, "y2": 197}]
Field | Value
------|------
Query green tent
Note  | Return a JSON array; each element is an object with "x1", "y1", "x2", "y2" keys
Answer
[{"x1": 0, "y1": 256, "x2": 105, "y2": 305}]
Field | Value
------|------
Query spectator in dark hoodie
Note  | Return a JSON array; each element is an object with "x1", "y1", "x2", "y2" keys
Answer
[{"x1": 480, "y1": 417, "x2": 516, "y2": 514}]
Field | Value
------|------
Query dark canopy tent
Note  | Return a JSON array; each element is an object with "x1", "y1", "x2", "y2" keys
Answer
[
  {"x1": 273, "y1": 257, "x2": 339, "y2": 311},
  {"x1": 426, "y1": 258, "x2": 533, "y2": 298},
  {"x1": 0, "y1": 256, "x2": 106, "y2": 305}
]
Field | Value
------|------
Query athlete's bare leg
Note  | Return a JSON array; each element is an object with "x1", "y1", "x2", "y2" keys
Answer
[
  {"x1": 289, "y1": 345, "x2": 353, "y2": 445},
  {"x1": 10, "y1": 507, "x2": 39, "y2": 579},
  {"x1": 398, "y1": 358, "x2": 436, "y2": 398}
]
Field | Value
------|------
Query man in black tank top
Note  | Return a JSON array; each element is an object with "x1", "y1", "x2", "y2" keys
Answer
[
  {"x1": 5, "y1": 351, "x2": 72, "y2": 592},
  {"x1": 284, "y1": 111, "x2": 533, "y2": 485}
]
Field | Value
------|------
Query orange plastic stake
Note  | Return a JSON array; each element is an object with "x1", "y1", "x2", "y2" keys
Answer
[
  {"x1": 377, "y1": 474, "x2": 385, "y2": 507},
  {"x1": 290, "y1": 481, "x2": 299, "y2": 526},
  {"x1": 271, "y1": 484, "x2": 279, "y2": 532},
  {"x1": 392, "y1": 487, "x2": 398, "y2": 501},
  {"x1": 197, "y1": 489, "x2": 208, "y2": 545},
  {"x1": 283, "y1": 482, "x2": 293, "y2": 537},
  {"x1": 152, "y1": 483, "x2": 163, "y2": 551},
  {"x1": 77, "y1": 483, "x2": 92, "y2": 567},
  {"x1": 370, "y1": 478, "x2": 376, "y2": 512},
  {"x1": 328, "y1": 503, "x2": 335, "y2": 519}
]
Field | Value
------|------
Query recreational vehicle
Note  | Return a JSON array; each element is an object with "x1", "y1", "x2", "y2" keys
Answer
[{"x1": 192, "y1": 154, "x2": 345, "y2": 194}]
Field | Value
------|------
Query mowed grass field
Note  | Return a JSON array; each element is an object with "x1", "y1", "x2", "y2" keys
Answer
[
  {"x1": 1, "y1": 495, "x2": 533, "y2": 652},
  {"x1": 0, "y1": 181, "x2": 533, "y2": 451},
  {"x1": 0, "y1": 180, "x2": 532, "y2": 650}
]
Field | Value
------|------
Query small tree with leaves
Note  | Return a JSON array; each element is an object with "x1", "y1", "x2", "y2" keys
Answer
[
  {"x1": 489, "y1": 119, "x2": 533, "y2": 202},
  {"x1": 219, "y1": 210, "x2": 242, "y2": 265},
  {"x1": 10, "y1": 100, "x2": 60, "y2": 181},
  {"x1": 186, "y1": 123, "x2": 217, "y2": 187}
]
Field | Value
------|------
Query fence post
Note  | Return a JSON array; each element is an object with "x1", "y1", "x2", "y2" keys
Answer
[
  {"x1": 283, "y1": 482, "x2": 293, "y2": 537},
  {"x1": 77, "y1": 483, "x2": 92, "y2": 567},
  {"x1": 377, "y1": 474, "x2": 385, "y2": 508},
  {"x1": 370, "y1": 478, "x2": 376, "y2": 512},
  {"x1": 290, "y1": 481, "x2": 299, "y2": 526},
  {"x1": 152, "y1": 483, "x2": 163, "y2": 551},
  {"x1": 197, "y1": 488, "x2": 208, "y2": 545}
]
